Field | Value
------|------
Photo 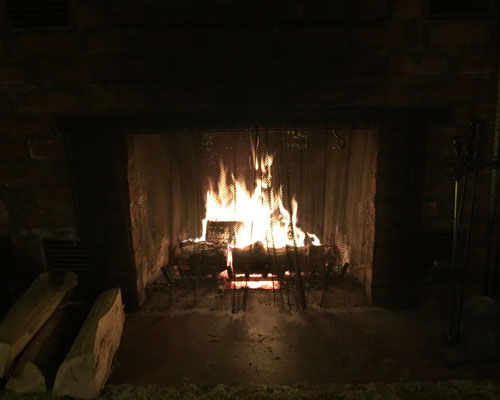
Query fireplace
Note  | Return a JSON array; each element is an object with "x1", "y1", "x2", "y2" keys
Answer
[
  {"x1": 127, "y1": 127, "x2": 377, "y2": 307},
  {"x1": 61, "y1": 111, "x2": 431, "y2": 310}
]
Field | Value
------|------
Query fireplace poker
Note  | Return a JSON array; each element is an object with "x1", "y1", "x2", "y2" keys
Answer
[{"x1": 447, "y1": 120, "x2": 482, "y2": 347}]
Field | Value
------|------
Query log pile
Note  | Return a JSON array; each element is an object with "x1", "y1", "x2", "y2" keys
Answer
[
  {"x1": 0, "y1": 270, "x2": 125, "y2": 398},
  {"x1": 232, "y1": 243, "x2": 329, "y2": 274},
  {"x1": 178, "y1": 220, "x2": 336, "y2": 277},
  {"x1": 0, "y1": 271, "x2": 78, "y2": 379},
  {"x1": 5, "y1": 302, "x2": 88, "y2": 392},
  {"x1": 53, "y1": 288, "x2": 125, "y2": 399},
  {"x1": 179, "y1": 240, "x2": 226, "y2": 276}
]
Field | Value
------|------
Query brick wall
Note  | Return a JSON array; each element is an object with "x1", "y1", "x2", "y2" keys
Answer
[{"x1": 0, "y1": 0, "x2": 498, "y2": 304}]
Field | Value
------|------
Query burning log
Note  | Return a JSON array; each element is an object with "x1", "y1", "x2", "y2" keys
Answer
[
  {"x1": 206, "y1": 221, "x2": 242, "y2": 244},
  {"x1": 232, "y1": 244, "x2": 328, "y2": 274},
  {"x1": 5, "y1": 302, "x2": 88, "y2": 393},
  {"x1": 53, "y1": 288, "x2": 124, "y2": 399},
  {"x1": 305, "y1": 245, "x2": 327, "y2": 273},
  {"x1": 0, "y1": 271, "x2": 78, "y2": 379},
  {"x1": 232, "y1": 242, "x2": 269, "y2": 273},
  {"x1": 179, "y1": 241, "x2": 226, "y2": 276}
]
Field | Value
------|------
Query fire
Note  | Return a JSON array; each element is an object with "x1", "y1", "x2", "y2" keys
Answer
[{"x1": 198, "y1": 154, "x2": 320, "y2": 249}]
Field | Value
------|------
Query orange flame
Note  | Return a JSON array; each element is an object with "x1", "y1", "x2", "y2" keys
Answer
[{"x1": 198, "y1": 154, "x2": 320, "y2": 249}]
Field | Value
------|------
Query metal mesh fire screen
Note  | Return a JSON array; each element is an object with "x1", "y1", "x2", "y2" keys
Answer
[{"x1": 127, "y1": 125, "x2": 378, "y2": 298}]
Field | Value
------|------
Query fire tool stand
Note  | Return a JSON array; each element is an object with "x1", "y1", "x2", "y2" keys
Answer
[{"x1": 446, "y1": 119, "x2": 500, "y2": 348}]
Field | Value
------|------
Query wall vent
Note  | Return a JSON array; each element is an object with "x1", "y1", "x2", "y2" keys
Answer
[
  {"x1": 5, "y1": 0, "x2": 71, "y2": 30},
  {"x1": 426, "y1": 0, "x2": 495, "y2": 18},
  {"x1": 44, "y1": 240, "x2": 101, "y2": 296}
]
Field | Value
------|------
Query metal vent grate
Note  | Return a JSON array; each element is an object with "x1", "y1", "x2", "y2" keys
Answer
[
  {"x1": 427, "y1": 0, "x2": 494, "y2": 18},
  {"x1": 44, "y1": 240, "x2": 101, "y2": 292},
  {"x1": 5, "y1": 0, "x2": 71, "y2": 30}
]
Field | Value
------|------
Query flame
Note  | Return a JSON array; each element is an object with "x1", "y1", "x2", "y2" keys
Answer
[{"x1": 198, "y1": 154, "x2": 320, "y2": 249}]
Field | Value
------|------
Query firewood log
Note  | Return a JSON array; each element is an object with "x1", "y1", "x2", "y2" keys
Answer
[
  {"x1": 232, "y1": 242, "x2": 268, "y2": 272},
  {"x1": 180, "y1": 241, "x2": 226, "y2": 275},
  {"x1": 305, "y1": 245, "x2": 327, "y2": 272},
  {"x1": 0, "y1": 271, "x2": 78, "y2": 379},
  {"x1": 5, "y1": 302, "x2": 88, "y2": 393},
  {"x1": 53, "y1": 288, "x2": 125, "y2": 399}
]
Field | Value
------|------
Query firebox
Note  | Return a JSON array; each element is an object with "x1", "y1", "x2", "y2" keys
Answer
[
  {"x1": 61, "y1": 112, "x2": 431, "y2": 310},
  {"x1": 127, "y1": 127, "x2": 376, "y2": 306}
]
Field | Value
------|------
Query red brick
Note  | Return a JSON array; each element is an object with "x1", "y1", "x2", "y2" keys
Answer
[
  {"x1": 111, "y1": 2, "x2": 143, "y2": 25},
  {"x1": 351, "y1": 24, "x2": 410, "y2": 48},
  {"x1": 0, "y1": 115, "x2": 51, "y2": 136},
  {"x1": 0, "y1": 200, "x2": 8, "y2": 224},
  {"x1": 75, "y1": 5, "x2": 108, "y2": 28},
  {"x1": 275, "y1": 26, "x2": 343, "y2": 53},
  {"x1": 0, "y1": 64, "x2": 34, "y2": 85},
  {"x1": 98, "y1": 58, "x2": 165, "y2": 82},
  {"x1": 455, "y1": 104, "x2": 497, "y2": 125},
  {"x1": 83, "y1": 85, "x2": 116, "y2": 111},
  {"x1": 36, "y1": 185, "x2": 73, "y2": 206},
  {"x1": 29, "y1": 139, "x2": 65, "y2": 160},
  {"x1": 22, "y1": 90, "x2": 81, "y2": 112},
  {"x1": 115, "y1": 86, "x2": 153, "y2": 111},
  {"x1": 391, "y1": 0, "x2": 421, "y2": 18},
  {"x1": 135, "y1": 31, "x2": 188, "y2": 55},
  {"x1": 86, "y1": 33, "x2": 128, "y2": 55},
  {"x1": 428, "y1": 22, "x2": 492, "y2": 47},
  {"x1": 0, "y1": 141, "x2": 25, "y2": 160},
  {"x1": 418, "y1": 76, "x2": 496, "y2": 105},
  {"x1": 54, "y1": 63, "x2": 95, "y2": 83},
  {"x1": 0, "y1": 12, "x2": 5, "y2": 32},
  {"x1": 13, "y1": 34, "x2": 78, "y2": 56},
  {"x1": 457, "y1": 54, "x2": 498, "y2": 75},
  {"x1": 354, "y1": 0, "x2": 388, "y2": 19},
  {"x1": 0, "y1": 163, "x2": 55, "y2": 183},
  {"x1": 10, "y1": 232, "x2": 45, "y2": 271},
  {"x1": 388, "y1": 54, "x2": 448, "y2": 77},
  {"x1": 426, "y1": 126, "x2": 457, "y2": 152},
  {"x1": 19, "y1": 209, "x2": 64, "y2": 228}
]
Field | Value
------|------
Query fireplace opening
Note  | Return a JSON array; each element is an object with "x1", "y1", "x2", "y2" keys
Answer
[{"x1": 127, "y1": 126, "x2": 377, "y2": 308}]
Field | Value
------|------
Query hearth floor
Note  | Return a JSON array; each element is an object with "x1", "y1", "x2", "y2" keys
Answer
[{"x1": 108, "y1": 283, "x2": 500, "y2": 385}]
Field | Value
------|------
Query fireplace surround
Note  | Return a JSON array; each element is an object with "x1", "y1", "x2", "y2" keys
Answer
[{"x1": 60, "y1": 108, "x2": 446, "y2": 309}]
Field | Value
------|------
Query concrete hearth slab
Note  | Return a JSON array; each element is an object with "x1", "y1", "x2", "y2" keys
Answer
[{"x1": 108, "y1": 285, "x2": 500, "y2": 385}]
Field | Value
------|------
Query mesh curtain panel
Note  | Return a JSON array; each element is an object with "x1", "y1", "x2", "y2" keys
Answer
[{"x1": 128, "y1": 126, "x2": 377, "y2": 285}]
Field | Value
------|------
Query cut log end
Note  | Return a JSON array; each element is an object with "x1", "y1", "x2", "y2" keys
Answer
[
  {"x1": 53, "y1": 288, "x2": 125, "y2": 399},
  {"x1": 0, "y1": 271, "x2": 78, "y2": 379},
  {"x1": 6, "y1": 361, "x2": 46, "y2": 393}
]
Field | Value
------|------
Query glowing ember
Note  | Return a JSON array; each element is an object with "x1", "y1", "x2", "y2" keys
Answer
[
  {"x1": 231, "y1": 280, "x2": 279, "y2": 290},
  {"x1": 198, "y1": 154, "x2": 320, "y2": 249}
]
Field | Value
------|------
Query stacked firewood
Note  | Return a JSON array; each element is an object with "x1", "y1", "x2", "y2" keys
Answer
[
  {"x1": 231, "y1": 242, "x2": 336, "y2": 274},
  {"x1": 167, "y1": 221, "x2": 345, "y2": 280},
  {"x1": 0, "y1": 271, "x2": 124, "y2": 398}
]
